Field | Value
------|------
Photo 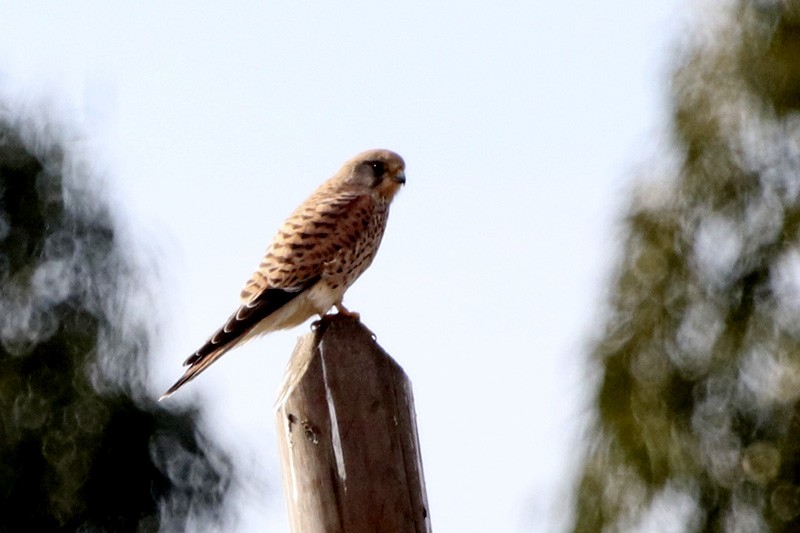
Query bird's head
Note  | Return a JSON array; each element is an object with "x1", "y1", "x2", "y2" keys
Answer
[{"x1": 340, "y1": 149, "x2": 406, "y2": 200}]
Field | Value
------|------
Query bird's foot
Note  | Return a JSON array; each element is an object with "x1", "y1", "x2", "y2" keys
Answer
[
  {"x1": 310, "y1": 304, "x2": 362, "y2": 331},
  {"x1": 334, "y1": 303, "x2": 361, "y2": 321}
]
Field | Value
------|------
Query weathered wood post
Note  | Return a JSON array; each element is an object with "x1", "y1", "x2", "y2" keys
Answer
[{"x1": 275, "y1": 316, "x2": 430, "y2": 532}]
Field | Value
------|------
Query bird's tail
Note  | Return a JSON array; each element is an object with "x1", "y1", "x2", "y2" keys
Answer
[
  {"x1": 159, "y1": 345, "x2": 232, "y2": 401},
  {"x1": 159, "y1": 281, "x2": 318, "y2": 400}
]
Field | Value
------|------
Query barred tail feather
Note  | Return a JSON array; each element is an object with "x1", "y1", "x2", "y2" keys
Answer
[
  {"x1": 159, "y1": 278, "x2": 320, "y2": 400},
  {"x1": 159, "y1": 346, "x2": 230, "y2": 400}
]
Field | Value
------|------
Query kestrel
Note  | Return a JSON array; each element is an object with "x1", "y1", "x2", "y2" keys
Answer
[{"x1": 160, "y1": 149, "x2": 406, "y2": 400}]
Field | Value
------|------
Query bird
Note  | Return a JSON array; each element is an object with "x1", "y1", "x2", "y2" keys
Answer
[{"x1": 160, "y1": 148, "x2": 406, "y2": 400}]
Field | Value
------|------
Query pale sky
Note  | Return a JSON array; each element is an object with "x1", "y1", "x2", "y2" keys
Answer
[{"x1": 0, "y1": 1, "x2": 680, "y2": 531}]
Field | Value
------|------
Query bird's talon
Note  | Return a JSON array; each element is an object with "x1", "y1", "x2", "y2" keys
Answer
[{"x1": 334, "y1": 303, "x2": 360, "y2": 321}]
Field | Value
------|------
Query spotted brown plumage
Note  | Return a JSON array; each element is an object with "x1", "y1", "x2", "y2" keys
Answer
[{"x1": 161, "y1": 149, "x2": 406, "y2": 400}]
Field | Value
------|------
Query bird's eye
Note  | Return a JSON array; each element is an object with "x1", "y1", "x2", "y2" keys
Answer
[{"x1": 367, "y1": 161, "x2": 386, "y2": 178}]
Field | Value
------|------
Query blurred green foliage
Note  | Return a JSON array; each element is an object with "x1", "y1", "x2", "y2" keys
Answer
[
  {"x1": 574, "y1": 2, "x2": 800, "y2": 531},
  {"x1": 0, "y1": 108, "x2": 233, "y2": 531}
]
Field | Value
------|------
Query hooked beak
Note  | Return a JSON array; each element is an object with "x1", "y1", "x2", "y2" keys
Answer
[{"x1": 393, "y1": 171, "x2": 406, "y2": 185}]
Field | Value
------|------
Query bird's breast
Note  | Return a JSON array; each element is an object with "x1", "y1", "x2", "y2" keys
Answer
[{"x1": 322, "y1": 203, "x2": 390, "y2": 293}]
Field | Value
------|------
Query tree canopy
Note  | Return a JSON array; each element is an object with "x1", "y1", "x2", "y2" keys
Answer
[
  {"x1": 0, "y1": 104, "x2": 233, "y2": 532},
  {"x1": 574, "y1": 2, "x2": 800, "y2": 531}
]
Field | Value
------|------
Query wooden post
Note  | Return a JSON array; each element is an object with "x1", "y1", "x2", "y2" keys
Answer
[{"x1": 275, "y1": 316, "x2": 431, "y2": 532}]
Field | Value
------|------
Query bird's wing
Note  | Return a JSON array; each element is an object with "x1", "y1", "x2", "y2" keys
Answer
[
  {"x1": 239, "y1": 188, "x2": 375, "y2": 303},
  {"x1": 182, "y1": 283, "x2": 317, "y2": 367}
]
